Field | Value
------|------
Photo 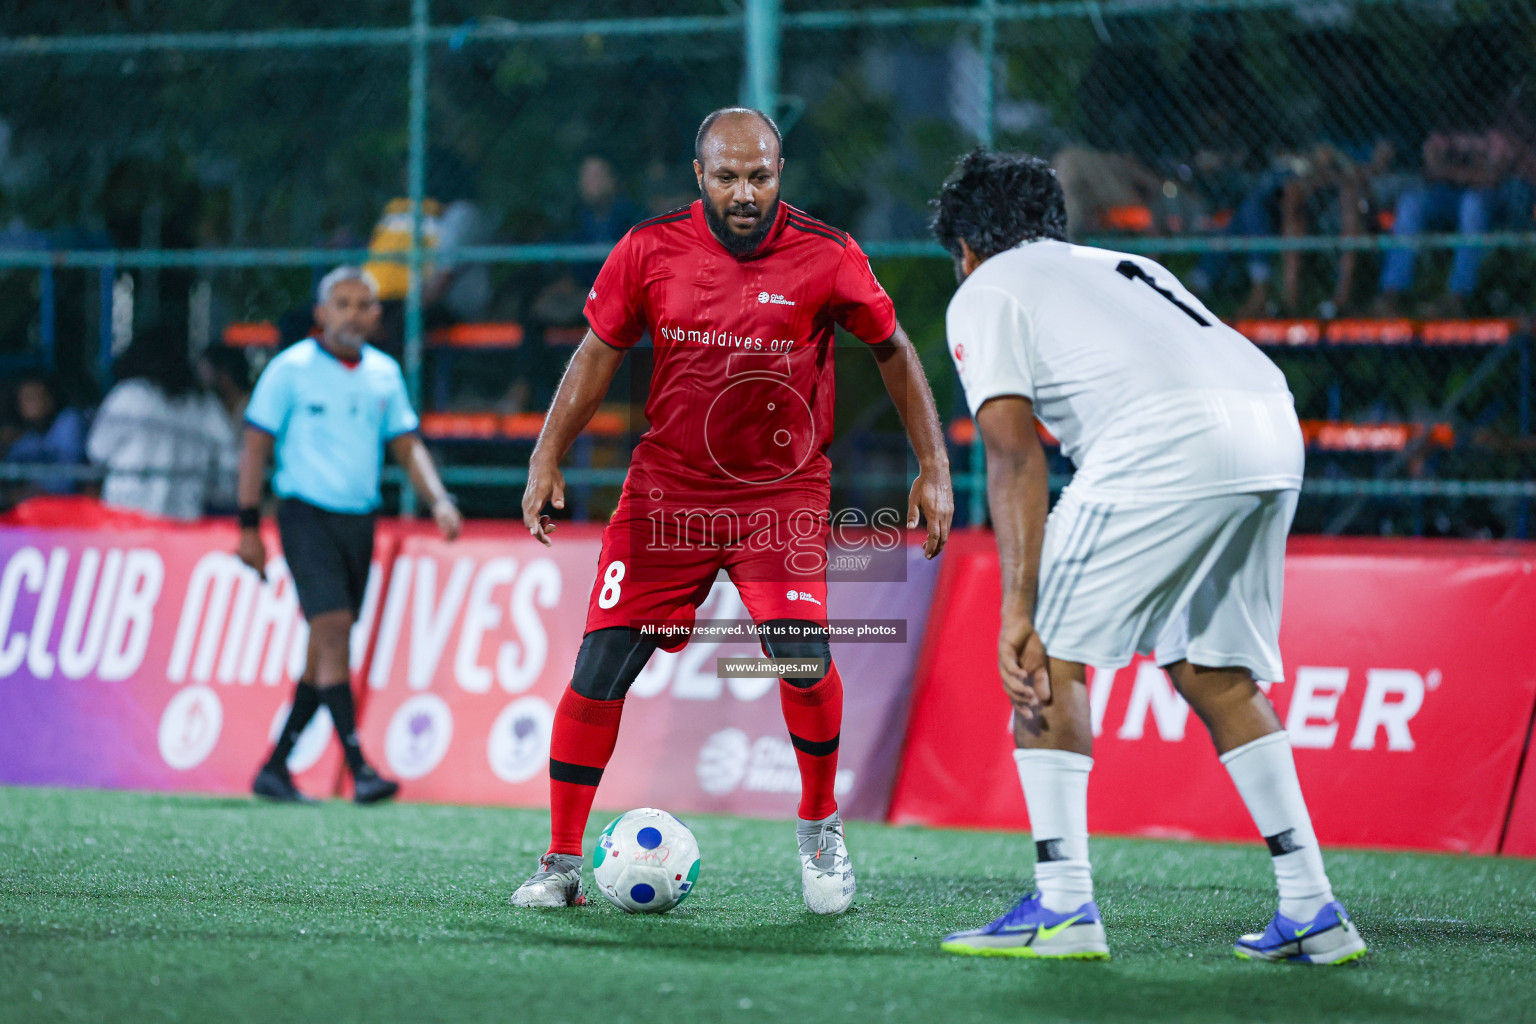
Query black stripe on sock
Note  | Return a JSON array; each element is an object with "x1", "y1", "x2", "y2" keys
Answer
[
  {"x1": 1035, "y1": 838, "x2": 1066, "y2": 863},
  {"x1": 1265, "y1": 828, "x2": 1303, "y2": 856},
  {"x1": 789, "y1": 733, "x2": 840, "y2": 757},
  {"x1": 548, "y1": 759, "x2": 605, "y2": 787}
]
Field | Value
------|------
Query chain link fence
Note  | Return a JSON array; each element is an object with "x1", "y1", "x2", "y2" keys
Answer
[{"x1": 2, "y1": 1, "x2": 1533, "y2": 534}]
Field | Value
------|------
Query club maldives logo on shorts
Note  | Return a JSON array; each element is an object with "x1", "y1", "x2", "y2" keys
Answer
[
  {"x1": 384, "y1": 693, "x2": 454, "y2": 780},
  {"x1": 159, "y1": 686, "x2": 223, "y2": 771},
  {"x1": 757, "y1": 291, "x2": 794, "y2": 306},
  {"x1": 486, "y1": 696, "x2": 556, "y2": 783}
]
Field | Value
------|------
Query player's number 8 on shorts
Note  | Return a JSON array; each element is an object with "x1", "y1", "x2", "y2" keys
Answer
[{"x1": 598, "y1": 560, "x2": 626, "y2": 609}]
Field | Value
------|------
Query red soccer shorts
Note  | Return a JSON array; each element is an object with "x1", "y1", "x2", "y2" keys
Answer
[{"x1": 583, "y1": 493, "x2": 830, "y2": 650}]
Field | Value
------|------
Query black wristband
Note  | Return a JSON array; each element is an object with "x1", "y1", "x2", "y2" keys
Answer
[{"x1": 237, "y1": 507, "x2": 261, "y2": 529}]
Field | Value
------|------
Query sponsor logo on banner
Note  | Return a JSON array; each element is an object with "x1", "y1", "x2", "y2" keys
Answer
[
  {"x1": 889, "y1": 532, "x2": 1536, "y2": 853},
  {"x1": 385, "y1": 694, "x2": 454, "y2": 780},
  {"x1": 0, "y1": 545, "x2": 163, "y2": 682},
  {"x1": 1072, "y1": 660, "x2": 1437, "y2": 751},
  {"x1": 352, "y1": 528, "x2": 937, "y2": 817},
  {"x1": 696, "y1": 728, "x2": 853, "y2": 797},
  {"x1": 159, "y1": 685, "x2": 222, "y2": 770},
  {"x1": 0, "y1": 523, "x2": 389, "y2": 795},
  {"x1": 696, "y1": 728, "x2": 750, "y2": 795},
  {"x1": 487, "y1": 697, "x2": 555, "y2": 783}
]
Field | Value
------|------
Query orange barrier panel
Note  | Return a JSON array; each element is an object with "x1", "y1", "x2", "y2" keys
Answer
[
  {"x1": 420, "y1": 408, "x2": 631, "y2": 441},
  {"x1": 1324, "y1": 319, "x2": 1416, "y2": 345},
  {"x1": 1420, "y1": 319, "x2": 1515, "y2": 345},
  {"x1": 1101, "y1": 205, "x2": 1153, "y2": 233},
  {"x1": 947, "y1": 418, "x2": 1056, "y2": 447},
  {"x1": 419, "y1": 412, "x2": 502, "y2": 440},
  {"x1": 1300, "y1": 420, "x2": 1455, "y2": 452},
  {"x1": 1236, "y1": 319, "x2": 1322, "y2": 346},
  {"x1": 427, "y1": 322, "x2": 524, "y2": 348},
  {"x1": 222, "y1": 322, "x2": 280, "y2": 347}
]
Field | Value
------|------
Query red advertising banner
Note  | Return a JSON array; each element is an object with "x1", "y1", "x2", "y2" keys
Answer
[
  {"x1": 355, "y1": 524, "x2": 939, "y2": 820},
  {"x1": 888, "y1": 533, "x2": 1536, "y2": 854},
  {"x1": 1502, "y1": 750, "x2": 1536, "y2": 857},
  {"x1": 0, "y1": 508, "x2": 395, "y2": 797}
]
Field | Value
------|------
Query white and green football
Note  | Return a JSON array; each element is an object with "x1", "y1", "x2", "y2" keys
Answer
[{"x1": 592, "y1": 807, "x2": 701, "y2": 914}]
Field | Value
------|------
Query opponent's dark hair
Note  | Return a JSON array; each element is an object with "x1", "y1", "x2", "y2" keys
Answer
[
  {"x1": 114, "y1": 322, "x2": 201, "y2": 400},
  {"x1": 929, "y1": 149, "x2": 1068, "y2": 263},
  {"x1": 694, "y1": 107, "x2": 783, "y2": 164}
]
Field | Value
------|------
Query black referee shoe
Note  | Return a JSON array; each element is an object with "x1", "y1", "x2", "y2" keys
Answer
[
  {"x1": 352, "y1": 766, "x2": 400, "y2": 805},
  {"x1": 253, "y1": 765, "x2": 315, "y2": 804}
]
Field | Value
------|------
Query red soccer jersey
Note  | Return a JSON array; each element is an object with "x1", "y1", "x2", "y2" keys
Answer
[{"x1": 583, "y1": 199, "x2": 896, "y2": 507}]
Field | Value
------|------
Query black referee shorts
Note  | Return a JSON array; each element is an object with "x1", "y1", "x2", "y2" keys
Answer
[{"x1": 276, "y1": 498, "x2": 376, "y2": 620}]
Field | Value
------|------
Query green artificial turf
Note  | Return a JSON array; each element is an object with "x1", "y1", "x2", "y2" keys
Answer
[{"x1": 1, "y1": 787, "x2": 1533, "y2": 1024}]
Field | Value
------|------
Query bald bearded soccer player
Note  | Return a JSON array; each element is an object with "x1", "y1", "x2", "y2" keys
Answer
[{"x1": 511, "y1": 108, "x2": 954, "y2": 914}]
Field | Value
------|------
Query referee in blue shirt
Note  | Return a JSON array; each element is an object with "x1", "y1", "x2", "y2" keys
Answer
[{"x1": 238, "y1": 265, "x2": 463, "y2": 803}]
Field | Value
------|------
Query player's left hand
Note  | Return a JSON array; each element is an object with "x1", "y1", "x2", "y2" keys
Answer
[
  {"x1": 908, "y1": 465, "x2": 954, "y2": 559},
  {"x1": 998, "y1": 604, "x2": 1051, "y2": 721},
  {"x1": 433, "y1": 497, "x2": 463, "y2": 541}
]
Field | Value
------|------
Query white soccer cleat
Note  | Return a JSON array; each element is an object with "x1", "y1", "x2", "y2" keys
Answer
[
  {"x1": 798, "y1": 812, "x2": 856, "y2": 915},
  {"x1": 509, "y1": 853, "x2": 586, "y2": 908},
  {"x1": 1234, "y1": 901, "x2": 1367, "y2": 964}
]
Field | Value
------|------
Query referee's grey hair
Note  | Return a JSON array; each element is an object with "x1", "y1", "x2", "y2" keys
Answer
[{"x1": 317, "y1": 265, "x2": 380, "y2": 305}]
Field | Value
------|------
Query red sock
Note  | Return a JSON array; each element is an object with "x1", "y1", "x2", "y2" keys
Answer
[
  {"x1": 779, "y1": 662, "x2": 844, "y2": 821},
  {"x1": 547, "y1": 688, "x2": 625, "y2": 856}
]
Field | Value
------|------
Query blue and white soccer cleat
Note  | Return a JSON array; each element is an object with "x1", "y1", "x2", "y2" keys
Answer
[
  {"x1": 940, "y1": 891, "x2": 1110, "y2": 960},
  {"x1": 1234, "y1": 900, "x2": 1367, "y2": 964}
]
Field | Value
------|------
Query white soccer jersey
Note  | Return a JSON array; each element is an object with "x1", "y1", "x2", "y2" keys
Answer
[{"x1": 946, "y1": 239, "x2": 1304, "y2": 503}]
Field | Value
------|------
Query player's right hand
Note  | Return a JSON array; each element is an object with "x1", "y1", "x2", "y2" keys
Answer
[
  {"x1": 998, "y1": 605, "x2": 1050, "y2": 720},
  {"x1": 236, "y1": 528, "x2": 267, "y2": 582},
  {"x1": 522, "y1": 458, "x2": 566, "y2": 547}
]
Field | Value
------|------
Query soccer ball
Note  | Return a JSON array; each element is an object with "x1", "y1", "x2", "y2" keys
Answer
[{"x1": 592, "y1": 807, "x2": 701, "y2": 914}]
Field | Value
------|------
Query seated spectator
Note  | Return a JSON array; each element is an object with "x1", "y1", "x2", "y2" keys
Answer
[
  {"x1": 1055, "y1": 42, "x2": 1180, "y2": 240},
  {"x1": 1377, "y1": 113, "x2": 1533, "y2": 316},
  {"x1": 531, "y1": 155, "x2": 643, "y2": 325},
  {"x1": 87, "y1": 324, "x2": 238, "y2": 521},
  {"x1": 201, "y1": 343, "x2": 252, "y2": 428},
  {"x1": 363, "y1": 149, "x2": 492, "y2": 356},
  {"x1": 1052, "y1": 145, "x2": 1166, "y2": 239},
  {"x1": 1197, "y1": 140, "x2": 1392, "y2": 318},
  {"x1": 4, "y1": 374, "x2": 87, "y2": 497},
  {"x1": 200, "y1": 343, "x2": 253, "y2": 513}
]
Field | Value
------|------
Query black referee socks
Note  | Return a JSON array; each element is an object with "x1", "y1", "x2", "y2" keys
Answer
[
  {"x1": 318, "y1": 682, "x2": 366, "y2": 775},
  {"x1": 266, "y1": 682, "x2": 321, "y2": 773}
]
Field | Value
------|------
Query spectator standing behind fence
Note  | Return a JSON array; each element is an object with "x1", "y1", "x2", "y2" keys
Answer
[
  {"x1": 240, "y1": 266, "x2": 462, "y2": 805},
  {"x1": 86, "y1": 326, "x2": 237, "y2": 521},
  {"x1": 3, "y1": 375, "x2": 87, "y2": 499}
]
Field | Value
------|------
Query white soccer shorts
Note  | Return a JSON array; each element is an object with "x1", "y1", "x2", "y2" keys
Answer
[{"x1": 1033, "y1": 487, "x2": 1298, "y2": 682}]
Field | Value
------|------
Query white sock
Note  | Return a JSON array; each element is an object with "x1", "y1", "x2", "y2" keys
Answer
[
  {"x1": 1013, "y1": 748, "x2": 1094, "y2": 913},
  {"x1": 1221, "y1": 731, "x2": 1335, "y2": 921}
]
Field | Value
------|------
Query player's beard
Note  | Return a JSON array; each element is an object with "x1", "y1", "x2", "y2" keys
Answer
[
  {"x1": 323, "y1": 327, "x2": 367, "y2": 357},
  {"x1": 701, "y1": 191, "x2": 778, "y2": 257}
]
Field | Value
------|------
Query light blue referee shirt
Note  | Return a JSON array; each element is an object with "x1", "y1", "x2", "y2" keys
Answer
[{"x1": 245, "y1": 339, "x2": 419, "y2": 514}]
